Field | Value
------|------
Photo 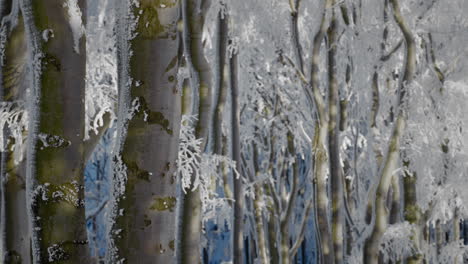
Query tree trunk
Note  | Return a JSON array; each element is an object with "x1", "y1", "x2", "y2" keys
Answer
[
  {"x1": 327, "y1": 9, "x2": 344, "y2": 264},
  {"x1": 253, "y1": 185, "x2": 269, "y2": 264},
  {"x1": 179, "y1": 0, "x2": 212, "y2": 263},
  {"x1": 314, "y1": 122, "x2": 334, "y2": 263},
  {"x1": 20, "y1": 0, "x2": 92, "y2": 262},
  {"x1": 230, "y1": 45, "x2": 244, "y2": 264},
  {"x1": 308, "y1": 0, "x2": 334, "y2": 261},
  {"x1": 363, "y1": 116, "x2": 404, "y2": 264},
  {"x1": 403, "y1": 173, "x2": 422, "y2": 264},
  {"x1": 389, "y1": 175, "x2": 401, "y2": 224},
  {"x1": 267, "y1": 216, "x2": 280, "y2": 264},
  {"x1": 1, "y1": 7, "x2": 31, "y2": 262},
  {"x1": 280, "y1": 134, "x2": 299, "y2": 264},
  {"x1": 107, "y1": 1, "x2": 181, "y2": 263},
  {"x1": 364, "y1": 0, "x2": 415, "y2": 262}
]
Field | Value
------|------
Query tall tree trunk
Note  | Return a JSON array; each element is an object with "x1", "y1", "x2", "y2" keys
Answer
[
  {"x1": 403, "y1": 171, "x2": 422, "y2": 264},
  {"x1": 230, "y1": 44, "x2": 244, "y2": 264},
  {"x1": 107, "y1": 1, "x2": 181, "y2": 263},
  {"x1": 253, "y1": 185, "x2": 268, "y2": 264},
  {"x1": 389, "y1": 175, "x2": 401, "y2": 224},
  {"x1": 179, "y1": 0, "x2": 212, "y2": 262},
  {"x1": 364, "y1": 0, "x2": 415, "y2": 262},
  {"x1": 210, "y1": 10, "x2": 228, "y2": 156},
  {"x1": 363, "y1": 116, "x2": 404, "y2": 264},
  {"x1": 19, "y1": 0, "x2": 92, "y2": 262},
  {"x1": 211, "y1": 11, "x2": 232, "y2": 202},
  {"x1": 1, "y1": 4, "x2": 31, "y2": 262},
  {"x1": 327, "y1": 9, "x2": 344, "y2": 264},
  {"x1": 314, "y1": 122, "x2": 333, "y2": 263},
  {"x1": 279, "y1": 133, "x2": 299, "y2": 264},
  {"x1": 308, "y1": 0, "x2": 334, "y2": 262},
  {"x1": 267, "y1": 216, "x2": 280, "y2": 264}
]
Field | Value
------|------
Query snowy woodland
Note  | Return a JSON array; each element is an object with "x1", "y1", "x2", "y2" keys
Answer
[{"x1": 0, "y1": 0, "x2": 468, "y2": 263}]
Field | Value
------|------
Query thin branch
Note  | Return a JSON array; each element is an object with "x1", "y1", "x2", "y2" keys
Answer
[
  {"x1": 289, "y1": 0, "x2": 303, "y2": 72},
  {"x1": 86, "y1": 199, "x2": 109, "y2": 221},
  {"x1": 280, "y1": 135, "x2": 298, "y2": 226},
  {"x1": 309, "y1": 0, "x2": 333, "y2": 123},
  {"x1": 268, "y1": 180, "x2": 282, "y2": 216},
  {"x1": 380, "y1": 39, "x2": 403, "y2": 62},
  {"x1": 281, "y1": 54, "x2": 315, "y2": 112},
  {"x1": 289, "y1": 197, "x2": 313, "y2": 258},
  {"x1": 181, "y1": 0, "x2": 200, "y2": 116}
]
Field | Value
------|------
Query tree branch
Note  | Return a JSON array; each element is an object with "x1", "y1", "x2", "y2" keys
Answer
[{"x1": 289, "y1": 197, "x2": 313, "y2": 258}]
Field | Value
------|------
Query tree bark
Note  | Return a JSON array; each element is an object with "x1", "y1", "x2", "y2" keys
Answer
[
  {"x1": 309, "y1": 1, "x2": 335, "y2": 262},
  {"x1": 107, "y1": 1, "x2": 181, "y2": 263},
  {"x1": 21, "y1": 0, "x2": 92, "y2": 262},
  {"x1": 230, "y1": 45, "x2": 244, "y2": 264},
  {"x1": 1, "y1": 7, "x2": 31, "y2": 263},
  {"x1": 253, "y1": 184, "x2": 269, "y2": 264},
  {"x1": 314, "y1": 122, "x2": 334, "y2": 263},
  {"x1": 364, "y1": 0, "x2": 416, "y2": 262},
  {"x1": 179, "y1": 0, "x2": 212, "y2": 263},
  {"x1": 327, "y1": 10, "x2": 344, "y2": 264},
  {"x1": 364, "y1": 116, "x2": 404, "y2": 264}
]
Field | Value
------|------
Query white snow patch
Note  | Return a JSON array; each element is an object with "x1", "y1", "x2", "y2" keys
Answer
[
  {"x1": 176, "y1": 115, "x2": 238, "y2": 223},
  {"x1": 42, "y1": 29, "x2": 54, "y2": 42},
  {"x1": 379, "y1": 222, "x2": 417, "y2": 262},
  {"x1": 0, "y1": 101, "x2": 28, "y2": 165},
  {"x1": 64, "y1": 0, "x2": 85, "y2": 53}
]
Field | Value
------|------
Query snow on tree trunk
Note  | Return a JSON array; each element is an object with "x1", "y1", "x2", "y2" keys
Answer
[
  {"x1": 19, "y1": 0, "x2": 92, "y2": 262},
  {"x1": 178, "y1": 0, "x2": 213, "y2": 263},
  {"x1": 230, "y1": 47, "x2": 244, "y2": 264},
  {"x1": 106, "y1": 0, "x2": 181, "y2": 263},
  {"x1": 0, "y1": 4, "x2": 31, "y2": 262}
]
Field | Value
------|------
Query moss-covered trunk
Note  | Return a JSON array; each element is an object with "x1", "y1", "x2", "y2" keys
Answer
[
  {"x1": 179, "y1": 0, "x2": 212, "y2": 263},
  {"x1": 20, "y1": 0, "x2": 92, "y2": 262},
  {"x1": 107, "y1": 0, "x2": 182, "y2": 263},
  {"x1": 1, "y1": 7, "x2": 31, "y2": 262}
]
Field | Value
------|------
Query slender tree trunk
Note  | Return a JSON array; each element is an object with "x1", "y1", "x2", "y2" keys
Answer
[
  {"x1": 212, "y1": 12, "x2": 232, "y2": 199},
  {"x1": 403, "y1": 172, "x2": 422, "y2": 264},
  {"x1": 230, "y1": 45, "x2": 244, "y2": 264},
  {"x1": 363, "y1": 117, "x2": 404, "y2": 264},
  {"x1": 389, "y1": 175, "x2": 401, "y2": 224},
  {"x1": 453, "y1": 210, "x2": 460, "y2": 241},
  {"x1": 0, "y1": 6, "x2": 31, "y2": 262},
  {"x1": 279, "y1": 134, "x2": 299, "y2": 264},
  {"x1": 107, "y1": 1, "x2": 181, "y2": 263},
  {"x1": 307, "y1": 1, "x2": 335, "y2": 262},
  {"x1": 179, "y1": 0, "x2": 212, "y2": 262},
  {"x1": 388, "y1": 0, "x2": 419, "y2": 263},
  {"x1": 268, "y1": 216, "x2": 280, "y2": 264},
  {"x1": 327, "y1": 9, "x2": 344, "y2": 264},
  {"x1": 314, "y1": 122, "x2": 334, "y2": 263},
  {"x1": 364, "y1": 0, "x2": 415, "y2": 262},
  {"x1": 211, "y1": 10, "x2": 228, "y2": 156},
  {"x1": 253, "y1": 185, "x2": 269, "y2": 264}
]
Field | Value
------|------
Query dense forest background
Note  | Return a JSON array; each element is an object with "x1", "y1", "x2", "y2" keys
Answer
[{"x1": 0, "y1": 0, "x2": 468, "y2": 263}]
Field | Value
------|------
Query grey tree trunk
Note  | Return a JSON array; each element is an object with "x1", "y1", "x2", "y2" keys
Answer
[
  {"x1": 179, "y1": 0, "x2": 212, "y2": 263},
  {"x1": 308, "y1": 1, "x2": 334, "y2": 262},
  {"x1": 364, "y1": 0, "x2": 416, "y2": 262},
  {"x1": 1, "y1": 5, "x2": 30, "y2": 262},
  {"x1": 20, "y1": 0, "x2": 93, "y2": 262},
  {"x1": 327, "y1": 10, "x2": 344, "y2": 264},
  {"x1": 107, "y1": 1, "x2": 181, "y2": 263},
  {"x1": 230, "y1": 49, "x2": 244, "y2": 264}
]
